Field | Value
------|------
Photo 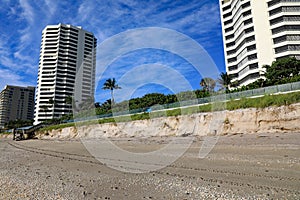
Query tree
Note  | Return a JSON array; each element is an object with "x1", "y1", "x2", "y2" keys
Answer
[
  {"x1": 94, "y1": 102, "x2": 101, "y2": 108},
  {"x1": 48, "y1": 98, "x2": 56, "y2": 106},
  {"x1": 40, "y1": 105, "x2": 49, "y2": 119},
  {"x1": 264, "y1": 57, "x2": 300, "y2": 85},
  {"x1": 102, "y1": 78, "x2": 121, "y2": 104},
  {"x1": 217, "y1": 72, "x2": 231, "y2": 91},
  {"x1": 102, "y1": 99, "x2": 112, "y2": 108},
  {"x1": 200, "y1": 77, "x2": 216, "y2": 92},
  {"x1": 78, "y1": 96, "x2": 95, "y2": 110},
  {"x1": 5, "y1": 119, "x2": 33, "y2": 129},
  {"x1": 48, "y1": 98, "x2": 56, "y2": 118},
  {"x1": 65, "y1": 96, "x2": 73, "y2": 114}
]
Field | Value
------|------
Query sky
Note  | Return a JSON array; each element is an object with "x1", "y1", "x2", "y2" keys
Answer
[{"x1": 0, "y1": 0, "x2": 225, "y2": 103}]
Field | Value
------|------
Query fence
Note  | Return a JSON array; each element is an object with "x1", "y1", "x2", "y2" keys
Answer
[
  {"x1": 225, "y1": 81, "x2": 300, "y2": 100},
  {"x1": 72, "y1": 81, "x2": 300, "y2": 122}
]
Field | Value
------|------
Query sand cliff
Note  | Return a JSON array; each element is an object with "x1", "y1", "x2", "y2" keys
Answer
[{"x1": 37, "y1": 103, "x2": 300, "y2": 139}]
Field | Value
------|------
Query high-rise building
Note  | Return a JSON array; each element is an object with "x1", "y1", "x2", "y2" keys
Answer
[
  {"x1": 0, "y1": 85, "x2": 35, "y2": 128},
  {"x1": 219, "y1": 0, "x2": 300, "y2": 87},
  {"x1": 34, "y1": 24, "x2": 97, "y2": 124}
]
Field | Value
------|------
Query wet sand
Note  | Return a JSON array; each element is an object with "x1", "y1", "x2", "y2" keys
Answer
[{"x1": 0, "y1": 132, "x2": 299, "y2": 199}]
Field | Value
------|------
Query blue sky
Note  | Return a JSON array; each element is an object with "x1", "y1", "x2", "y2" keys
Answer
[{"x1": 0, "y1": 0, "x2": 225, "y2": 103}]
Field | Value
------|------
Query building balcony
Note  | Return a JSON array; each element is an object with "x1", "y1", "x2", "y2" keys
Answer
[
  {"x1": 272, "y1": 29, "x2": 300, "y2": 38},
  {"x1": 229, "y1": 59, "x2": 258, "y2": 79},
  {"x1": 228, "y1": 50, "x2": 258, "y2": 67},
  {"x1": 230, "y1": 68, "x2": 261, "y2": 86},
  {"x1": 273, "y1": 40, "x2": 300, "y2": 48},
  {"x1": 275, "y1": 50, "x2": 300, "y2": 59},
  {"x1": 270, "y1": 19, "x2": 300, "y2": 29},
  {"x1": 226, "y1": 36, "x2": 256, "y2": 53},
  {"x1": 238, "y1": 64, "x2": 260, "y2": 80},
  {"x1": 268, "y1": 1, "x2": 300, "y2": 11},
  {"x1": 269, "y1": 11, "x2": 300, "y2": 21}
]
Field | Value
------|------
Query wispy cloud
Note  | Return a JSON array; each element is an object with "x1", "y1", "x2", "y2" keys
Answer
[
  {"x1": 44, "y1": 0, "x2": 57, "y2": 15},
  {"x1": 0, "y1": 68, "x2": 34, "y2": 90},
  {"x1": 0, "y1": 0, "x2": 224, "y2": 102},
  {"x1": 114, "y1": 63, "x2": 195, "y2": 102},
  {"x1": 19, "y1": 0, "x2": 34, "y2": 24}
]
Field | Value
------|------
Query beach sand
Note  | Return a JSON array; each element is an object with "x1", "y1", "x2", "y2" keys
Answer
[{"x1": 0, "y1": 132, "x2": 299, "y2": 199}]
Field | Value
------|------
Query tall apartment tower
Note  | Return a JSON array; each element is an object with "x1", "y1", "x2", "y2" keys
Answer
[
  {"x1": 34, "y1": 24, "x2": 97, "y2": 124},
  {"x1": 0, "y1": 85, "x2": 35, "y2": 128},
  {"x1": 219, "y1": 0, "x2": 300, "y2": 87}
]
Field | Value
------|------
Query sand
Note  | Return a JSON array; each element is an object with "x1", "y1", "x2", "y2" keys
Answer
[{"x1": 0, "y1": 132, "x2": 299, "y2": 199}]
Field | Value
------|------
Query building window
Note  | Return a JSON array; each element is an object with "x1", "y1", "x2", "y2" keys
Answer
[
  {"x1": 226, "y1": 41, "x2": 235, "y2": 48},
  {"x1": 223, "y1": 12, "x2": 232, "y2": 19},
  {"x1": 227, "y1": 49, "x2": 236, "y2": 55},
  {"x1": 268, "y1": 0, "x2": 281, "y2": 8},
  {"x1": 224, "y1": 19, "x2": 233, "y2": 26},
  {"x1": 228, "y1": 65, "x2": 237, "y2": 71},
  {"x1": 228, "y1": 57, "x2": 237, "y2": 63},
  {"x1": 249, "y1": 63, "x2": 258, "y2": 69},
  {"x1": 273, "y1": 35, "x2": 299, "y2": 44},
  {"x1": 270, "y1": 6, "x2": 300, "y2": 16},
  {"x1": 241, "y1": 2, "x2": 250, "y2": 9},
  {"x1": 274, "y1": 45, "x2": 300, "y2": 54},
  {"x1": 222, "y1": 5, "x2": 231, "y2": 12},
  {"x1": 247, "y1": 44, "x2": 256, "y2": 51},
  {"x1": 272, "y1": 25, "x2": 300, "y2": 34},
  {"x1": 248, "y1": 54, "x2": 257, "y2": 61}
]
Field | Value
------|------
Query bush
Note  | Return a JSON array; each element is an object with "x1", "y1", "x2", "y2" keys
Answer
[{"x1": 38, "y1": 92, "x2": 300, "y2": 131}]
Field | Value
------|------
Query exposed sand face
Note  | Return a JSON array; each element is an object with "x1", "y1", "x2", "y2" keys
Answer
[
  {"x1": 35, "y1": 103, "x2": 300, "y2": 140},
  {"x1": 0, "y1": 133, "x2": 299, "y2": 199}
]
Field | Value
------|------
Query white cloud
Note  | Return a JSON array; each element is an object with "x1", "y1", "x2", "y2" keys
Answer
[
  {"x1": 44, "y1": 0, "x2": 57, "y2": 15},
  {"x1": 96, "y1": 27, "x2": 218, "y2": 79},
  {"x1": 0, "y1": 0, "x2": 224, "y2": 101},
  {"x1": 114, "y1": 63, "x2": 194, "y2": 102},
  {"x1": 19, "y1": 0, "x2": 34, "y2": 25},
  {"x1": 0, "y1": 69, "x2": 34, "y2": 91},
  {"x1": 78, "y1": 1, "x2": 95, "y2": 22},
  {"x1": 0, "y1": 38, "x2": 20, "y2": 70}
]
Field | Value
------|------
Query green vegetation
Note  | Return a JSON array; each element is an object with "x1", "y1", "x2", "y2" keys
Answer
[
  {"x1": 200, "y1": 77, "x2": 216, "y2": 92},
  {"x1": 230, "y1": 57, "x2": 300, "y2": 92},
  {"x1": 39, "y1": 91, "x2": 300, "y2": 132},
  {"x1": 38, "y1": 57, "x2": 300, "y2": 132},
  {"x1": 4, "y1": 119, "x2": 34, "y2": 129},
  {"x1": 0, "y1": 131, "x2": 11, "y2": 135},
  {"x1": 39, "y1": 122, "x2": 75, "y2": 132},
  {"x1": 218, "y1": 72, "x2": 231, "y2": 91},
  {"x1": 227, "y1": 92, "x2": 300, "y2": 110},
  {"x1": 102, "y1": 78, "x2": 122, "y2": 104},
  {"x1": 264, "y1": 57, "x2": 300, "y2": 86},
  {"x1": 94, "y1": 90, "x2": 210, "y2": 117},
  {"x1": 94, "y1": 58, "x2": 300, "y2": 115}
]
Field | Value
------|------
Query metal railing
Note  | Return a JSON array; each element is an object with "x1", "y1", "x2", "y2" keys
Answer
[{"x1": 72, "y1": 81, "x2": 300, "y2": 122}]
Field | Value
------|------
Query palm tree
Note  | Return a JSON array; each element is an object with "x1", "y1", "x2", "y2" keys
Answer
[
  {"x1": 102, "y1": 78, "x2": 121, "y2": 104},
  {"x1": 200, "y1": 77, "x2": 216, "y2": 92},
  {"x1": 217, "y1": 72, "x2": 231, "y2": 91},
  {"x1": 48, "y1": 98, "x2": 56, "y2": 118},
  {"x1": 40, "y1": 105, "x2": 49, "y2": 119}
]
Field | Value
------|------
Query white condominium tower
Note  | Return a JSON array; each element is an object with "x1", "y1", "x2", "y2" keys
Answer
[
  {"x1": 219, "y1": 0, "x2": 300, "y2": 87},
  {"x1": 34, "y1": 24, "x2": 97, "y2": 124}
]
